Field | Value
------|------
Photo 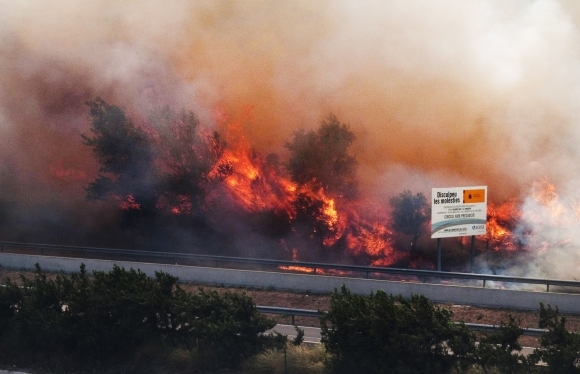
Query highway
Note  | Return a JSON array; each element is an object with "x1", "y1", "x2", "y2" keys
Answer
[{"x1": 269, "y1": 324, "x2": 539, "y2": 358}]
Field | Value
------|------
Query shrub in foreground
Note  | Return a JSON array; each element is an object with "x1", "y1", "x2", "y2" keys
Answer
[
  {"x1": 0, "y1": 264, "x2": 283, "y2": 372},
  {"x1": 320, "y1": 285, "x2": 475, "y2": 374}
]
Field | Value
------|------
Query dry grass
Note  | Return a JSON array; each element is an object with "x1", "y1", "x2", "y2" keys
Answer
[{"x1": 242, "y1": 344, "x2": 328, "y2": 374}]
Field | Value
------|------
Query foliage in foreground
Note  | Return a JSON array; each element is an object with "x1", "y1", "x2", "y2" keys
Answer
[
  {"x1": 3, "y1": 266, "x2": 580, "y2": 374},
  {"x1": 320, "y1": 285, "x2": 475, "y2": 374},
  {"x1": 0, "y1": 264, "x2": 284, "y2": 373},
  {"x1": 321, "y1": 286, "x2": 580, "y2": 374}
]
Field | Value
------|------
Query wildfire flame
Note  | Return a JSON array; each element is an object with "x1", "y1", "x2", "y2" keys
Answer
[
  {"x1": 484, "y1": 200, "x2": 521, "y2": 251},
  {"x1": 109, "y1": 112, "x2": 579, "y2": 271},
  {"x1": 209, "y1": 123, "x2": 399, "y2": 267},
  {"x1": 482, "y1": 178, "x2": 580, "y2": 256},
  {"x1": 210, "y1": 123, "x2": 297, "y2": 219}
]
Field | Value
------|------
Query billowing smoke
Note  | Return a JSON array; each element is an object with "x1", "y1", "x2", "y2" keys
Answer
[{"x1": 2, "y1": 1, "x2": 580, "y2": 277}]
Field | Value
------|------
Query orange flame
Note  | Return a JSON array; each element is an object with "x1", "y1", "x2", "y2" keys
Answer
[
  {"x1": 484, "y1": 200, "x2": 521, "y2": 251},
  {"x1": 211, "y1": 123, "x2": 297, "y2": 219},
  {"x1": 212, "y1": 121, "x2": 399, "y2": 265}
]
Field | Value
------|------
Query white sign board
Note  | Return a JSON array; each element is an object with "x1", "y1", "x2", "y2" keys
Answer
[{"x1": 431, "y1": 186, "x2": 487, "y2": 238}]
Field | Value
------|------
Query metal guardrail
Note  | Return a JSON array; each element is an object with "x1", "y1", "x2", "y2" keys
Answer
[
  {"x1": 256, "y1": 305, "x2": 548, "y2": 337},
  {"x1": 1, "y1": 241, "x2": 579, "y2": 292},
  {"x1": 257, "y1": 306, "x2": 323, "y2": 325}
]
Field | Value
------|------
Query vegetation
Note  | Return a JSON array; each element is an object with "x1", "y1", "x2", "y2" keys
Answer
[
  {"x1": 389, "y1": 190, "x2": 431, "y2": 254},
  {"x1": 320, "y1": 285, "x2": 473, "y2": 374},
  {"x1": 529, "y1": 303, "x2": 580, "y2": 373},
  {"x1": 285, "y1": 114, "x2": 358, "y2": 200},
  {"x1": 2, "y1": 267, "x2": 580, "y2": 373},
  {"x1": 82, "y1": 98, "x2": 228, "y2": 230},
  {"x1": 0, "y1": 264, "x2": 284, "y2": 373},
  {"x1": 149, "y1": 106, "x2": 228, "y2": 218},
  {"x1": 242, "y1": 343, "x2": 327, "y2": 374},
  {"x1": 321, "y1": 286, "x2": 580, "y2": 374},
  {"x1": 83, "y1": 98, "x2": 159, "y2": 220}
]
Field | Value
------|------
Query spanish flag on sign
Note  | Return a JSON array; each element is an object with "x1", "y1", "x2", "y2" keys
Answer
[{"x1": 463, "y1": 189, "x2": 485, "y2": 203}]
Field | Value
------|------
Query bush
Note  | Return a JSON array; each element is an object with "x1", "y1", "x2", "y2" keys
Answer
[
  {"x1": 0, "y1": 264, "x2": 282, "y2": 372},
  {"x1": 320, "y1": 285, "x2": 475, "y2": 374},
  {"x1": 473, "y1": 316, "x2": 530, "y2": 374},
  {"x1": 529, "y1": 303, "x2": 580, "y2": 374}
]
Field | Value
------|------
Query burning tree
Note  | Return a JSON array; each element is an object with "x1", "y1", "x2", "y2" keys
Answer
[
  {"x1": 389, "y1": 190, "x2": 430, "y2": 256},
  {"x1": 83, "y1": 102, "x2": 399, "y2": 266},
  {"x1": 149, "y1": 106, "x2": 228, "y2": 218},
  {"x1": 285, "y1": 114, "x2": 358, "y2": 200},
  {"x1": 83, "y1": 99, "x2": 228, "y2": 230},
  {"x1": 282, "y1": 115, "x2": 360, "y2": 258},
  {"x1": 83, "y1": 98, "x2": 159, "y2": 222}
]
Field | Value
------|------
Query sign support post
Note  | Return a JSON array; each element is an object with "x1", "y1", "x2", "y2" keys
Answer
[
  {"x1": 437, "y1": 238, "x2": 442, "y2": 272},
  {"x1": 470, "y1": 235, "x2": 475, "y2": 273}
]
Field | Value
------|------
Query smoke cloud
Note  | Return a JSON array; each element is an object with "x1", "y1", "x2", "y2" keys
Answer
[{"x1": 2, "y1": 0, "x2": 580, "y2": 277}]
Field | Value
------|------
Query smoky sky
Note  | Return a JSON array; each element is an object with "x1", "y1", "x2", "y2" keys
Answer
[
  {"x1": 2, "y1": 0, "x2": 580, "y2": 276},
  {"x1": 3, "y1": 0, "x2": 580, "y2": 199}
]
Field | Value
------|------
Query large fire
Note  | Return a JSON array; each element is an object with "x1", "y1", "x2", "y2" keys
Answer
[
  {"x1": 209, "y1": 122, "x2": 402, "y2": 267},
  {"x1": 208, "y1": 122, "x2": 580, "y2": 272},
  {"x1": 484, "y1": 200, "x2": 521, "y2": 251},
  {"x1": 202, "y1": 117, "x2": 580, "y2": 273},
  {"x1": 480, "y1": 178, "x2": 580, "y2": 258},
  {"x1": 5, "y1": 0, "x2": 580, "y2": 282},
  {"x1": 93, "y1": 111, "x2": 574, "y2": 273}
]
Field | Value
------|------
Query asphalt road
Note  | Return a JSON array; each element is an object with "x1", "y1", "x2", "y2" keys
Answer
[
  {"x1": 270, "y1": 324, "x2": 538, "y2": 357},
  {"x1": 270, "y1": 324, "x2": 322, "y2": 343}
]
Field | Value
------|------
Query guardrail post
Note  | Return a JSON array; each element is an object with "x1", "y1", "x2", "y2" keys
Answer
[
  {"x1": 366, "y1": 271, "x2": 369, "y2": 279},
  {"x1": 313, "y1": 267, "x2": 317, "y2": 275},
  {"x1": 547, "y1": 283, "x2": 550, "y2": 292},
  {"x1": 483, "y1": 279, "x2": 486, "y2": 288},
  {"x1": 0, "y1": 245, "x2": 3, "y2": 252},
  {"x1": 291, "y1": 314, "x2": 295, "y2": 325}
]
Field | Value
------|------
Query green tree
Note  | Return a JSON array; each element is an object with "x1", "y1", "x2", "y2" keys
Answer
[
  {"x1": 320, "y1": 286, "x2": 474, "y2": 374},
  {"x1": 529, "y1": 303, "x2": 580, "y2": 373},
  {"x1": 389, "y1": 190, "x2": 430, "y2": 254},
  {"x1": 474, "y1": 316, "x2": 531, "y2": 373},
  {"x1": 285, "y1": 114, "x2": 358, "y2": 200}
]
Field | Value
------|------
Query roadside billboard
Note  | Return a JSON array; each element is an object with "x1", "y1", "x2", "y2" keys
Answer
[{"x1": 431, "y1": 186, "x2": 487, "y2": 239}]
